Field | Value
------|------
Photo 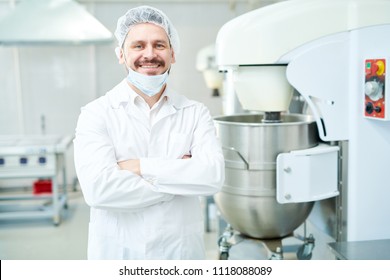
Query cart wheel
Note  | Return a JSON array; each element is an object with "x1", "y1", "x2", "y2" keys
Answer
[
  {"x1": 296, "y1": 244, "x2": 313, "y2": 260},
  {"x1": 219, "y1": 252, "x2": 229, "y2": 260},
  {"x1": 53, "y1": 216, "x2": 61, "y2": 227}
]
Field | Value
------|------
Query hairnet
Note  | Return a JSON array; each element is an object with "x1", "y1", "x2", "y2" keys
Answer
[{"x1": 115, "y1": 6, "x2": 180, "y2": 55}]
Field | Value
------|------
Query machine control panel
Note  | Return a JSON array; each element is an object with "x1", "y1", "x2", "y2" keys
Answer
[{"x1": 365, "y1": 58, "x2": 388, "y2": 120}]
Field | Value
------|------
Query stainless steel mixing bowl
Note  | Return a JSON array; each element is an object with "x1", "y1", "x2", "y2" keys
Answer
[{"x1": 214, "y1": 113, "x2": 318, "y2": 239}]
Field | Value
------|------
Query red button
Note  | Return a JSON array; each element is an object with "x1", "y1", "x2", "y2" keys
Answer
[{"x1": 372, "y1": 63, "x2": 379, "y2": 74}]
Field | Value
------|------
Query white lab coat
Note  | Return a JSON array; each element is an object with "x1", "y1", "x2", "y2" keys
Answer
[{"x1": 73, "y1": 79, "x2": 225, "y2": 259}]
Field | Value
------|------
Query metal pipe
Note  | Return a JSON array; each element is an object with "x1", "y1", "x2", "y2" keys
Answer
[{"x1": 13, "y1": 47, "x2": 25, "y2": 134}]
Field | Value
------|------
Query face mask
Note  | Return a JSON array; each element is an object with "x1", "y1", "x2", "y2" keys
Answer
[{"x1": 126, "y1": 67, "x2": 169, "y2": 97}]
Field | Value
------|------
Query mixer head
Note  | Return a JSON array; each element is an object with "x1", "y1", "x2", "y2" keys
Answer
[{"x1": 233, "y1": 66, "x2": 293, "y2": 113}]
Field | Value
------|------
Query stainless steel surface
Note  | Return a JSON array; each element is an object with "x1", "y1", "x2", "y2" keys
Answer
[
  {"x1": 337, "y1": 140, "x2": 349, "y2": 241},
  {"x1": 0, "y1": 135, "x2": 72, "y2": 178},
  {"x1": 214, "y1": 113, "x2": 318, "y2": 238},
  {"x1": 328, "y1": 239, "x2": 390, "y2": 260}
]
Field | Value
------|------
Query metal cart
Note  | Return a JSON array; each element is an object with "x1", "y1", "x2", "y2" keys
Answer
[{"x1": 0, "y1": 135, "x2": 73, "y2": 225}]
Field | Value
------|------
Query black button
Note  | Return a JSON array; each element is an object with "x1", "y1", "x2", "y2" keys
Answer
[
  {"x1": 20, "y1": 157, "x2": 28, "y2": 165},
  {"x1": 375, "y1": 106, "x2": 382, "y2": 113},
  {"x1": 366, "y1": 102, "x2": 374, "y2": 114},
  {"x1": 38, "y1": 157, "x2": 47, "y2": 164},
  {"x1": 0, "y1": 158, "x2": 4, "y2": 165}
]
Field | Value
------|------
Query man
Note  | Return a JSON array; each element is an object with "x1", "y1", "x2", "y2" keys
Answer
[{"x1": 73, "y1": 6, "x2": 225, "y2": 260}]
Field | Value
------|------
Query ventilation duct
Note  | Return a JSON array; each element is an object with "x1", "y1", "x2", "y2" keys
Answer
[{"x1": 0, "y1": 0, "x2": 113, "y2": 46}]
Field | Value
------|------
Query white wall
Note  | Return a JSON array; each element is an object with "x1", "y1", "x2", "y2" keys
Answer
[{"x1": 0, "y1": 0, "x2": 284, "y2": 180}]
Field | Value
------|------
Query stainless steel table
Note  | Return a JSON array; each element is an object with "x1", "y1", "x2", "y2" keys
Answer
[
  {"x1": 328, "y1": 239, "x2": 390, "y2": 260},
  {"x1": 0, "y1": 135, "x2": 73, "y2": 225}
]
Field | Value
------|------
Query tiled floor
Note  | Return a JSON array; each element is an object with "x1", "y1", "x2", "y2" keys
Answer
[
  {"x1": 0, "y1": 186, "x2": 336, "y2": 260},
  {"x1": 0, "y1": 188, "x2": 220, "y2": 260}
]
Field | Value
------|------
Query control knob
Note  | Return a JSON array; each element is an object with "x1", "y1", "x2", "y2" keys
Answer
[{"x1": 365, "y1": 80, "x2": 383, "y2": 101}]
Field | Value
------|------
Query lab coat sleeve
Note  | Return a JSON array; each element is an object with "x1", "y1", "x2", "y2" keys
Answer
[
  {"x1": 73, "y1": 102, "x2": 174, "y2": 212},
  {"x1": 140, "y1": 104, "x2": 225, "y2": 196}
]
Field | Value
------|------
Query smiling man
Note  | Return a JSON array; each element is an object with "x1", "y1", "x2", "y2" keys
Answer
[{"x1": 73, "y1": 6, "x2": 225, "y2": 260}]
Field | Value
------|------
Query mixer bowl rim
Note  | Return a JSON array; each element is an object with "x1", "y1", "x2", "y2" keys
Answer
[{"x1": 213, "y1": 113, "x2": 316, "y2": 126}]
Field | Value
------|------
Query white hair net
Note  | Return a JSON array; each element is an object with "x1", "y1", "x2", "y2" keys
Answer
[{"x1": 115, "y1": 6, "x2": 180, "y2": 55}]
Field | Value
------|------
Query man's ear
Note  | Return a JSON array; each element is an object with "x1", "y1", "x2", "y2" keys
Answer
[
  {"x1": 115, "y1": 47, "x2": 125, "y2": 64},
  {"x1": 171, "y1": 49, "x2": 176, "y2": 64}
]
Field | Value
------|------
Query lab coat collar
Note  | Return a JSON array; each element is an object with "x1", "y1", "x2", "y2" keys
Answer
[{"x1": 108, "y1": 79, "x2": 196, "y2": 110}]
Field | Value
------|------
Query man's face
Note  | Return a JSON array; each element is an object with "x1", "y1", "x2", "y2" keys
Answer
[{"x1": 120, "y1": 23, "x2": 175, "y2": 76}]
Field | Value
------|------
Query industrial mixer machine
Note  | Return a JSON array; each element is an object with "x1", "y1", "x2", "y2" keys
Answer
[{"x1": 213, "y1": 0, "x2": 390, "y2": 259}]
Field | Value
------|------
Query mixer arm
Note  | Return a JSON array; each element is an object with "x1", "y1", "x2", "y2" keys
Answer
[{"x1": 276, "y1": 144, "x2": 339, "y2": 204}]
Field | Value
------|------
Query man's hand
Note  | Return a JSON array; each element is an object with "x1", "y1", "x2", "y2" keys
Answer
[
  {"x1": 118, "y1": 155, "x2": 190, "y2": 176},
  {"x1": 118, "y1": 159, "x2": 141, "y2": 176}
]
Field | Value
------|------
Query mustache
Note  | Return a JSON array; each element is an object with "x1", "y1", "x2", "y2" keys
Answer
[{"x1": 135, "y1": 58, "x2": 165, "y2": 67}]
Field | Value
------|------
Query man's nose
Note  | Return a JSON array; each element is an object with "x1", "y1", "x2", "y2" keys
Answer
[{"x1": 143, "y1": 45, "x2": 156, "y2": 59}]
